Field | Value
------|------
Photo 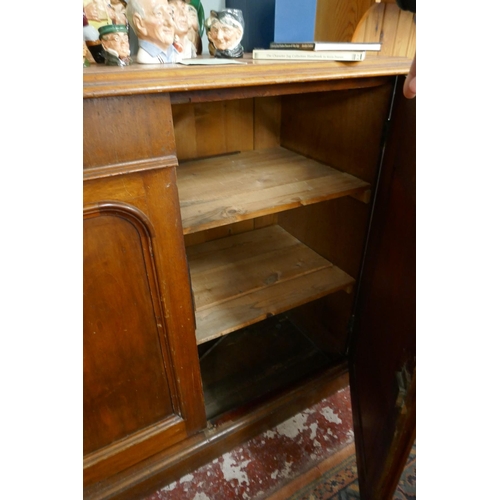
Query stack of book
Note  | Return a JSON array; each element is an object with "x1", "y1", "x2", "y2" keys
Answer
[{"x1": 252, "y1": 42, "x2": 381, "y2": 62}]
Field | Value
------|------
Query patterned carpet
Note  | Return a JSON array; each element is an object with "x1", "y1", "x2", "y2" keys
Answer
[
  {"x1": 273, "y1": 442, "x2": 416, "y2": 499},
  {"x1": 143, "y1": 386, "x2": 415, "y2": 500}
]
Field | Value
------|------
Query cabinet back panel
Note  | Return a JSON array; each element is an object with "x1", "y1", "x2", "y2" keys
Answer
[
  {"x1": 254, "y1": 96, "x2": 282, "y2": 149},
  {"x1": 172, "y1": 96, "x2": 282, "y2": 161},
  {"x1": 184, "y1": 216, "x2": 278, "y2": 248},
  {"x1": 172, "y1": 99, "x2": 255, "y2": 160},
  {"x1": 83, "y1": 214, "x2": 174, "y2": 455}
]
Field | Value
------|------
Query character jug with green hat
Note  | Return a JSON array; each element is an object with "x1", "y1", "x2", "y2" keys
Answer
[{"x1": 98, "y1": 24, "x2": 132, "y2": 66}]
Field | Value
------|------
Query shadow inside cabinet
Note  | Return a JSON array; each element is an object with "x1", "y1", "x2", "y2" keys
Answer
[{"x1": 198, "y1": 312, "x2": 344, "y2": 420}]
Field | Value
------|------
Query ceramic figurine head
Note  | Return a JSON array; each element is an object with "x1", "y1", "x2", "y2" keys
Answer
[
  {"x1": 83, "y1": 0, "x2": 128, "y2": 27},
  {"x1": 206, "y1": 9, "x2": 244, "y2": 59},
  {"x1": 169, "y1": 0, "x2": 197, "y2": 59},
  {"x1": 107, "y1": 0, "x2": 128, "y2": 25},
  {"x1": 83, "y1": 0, "x2": 108, "y2": 27},
  {"x1": 98, "y1": 24, "x2": 132, "y2": 66},
  {"x1": 186, "y1": 3, "x2": 202, "y2": 55},
  {"x1": 127, "y1": 0, "x2": 179, "y2": 63}
]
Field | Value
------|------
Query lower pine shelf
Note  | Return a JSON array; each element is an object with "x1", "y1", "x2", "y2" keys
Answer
[{"x1": 186, "y1": 225, "x2": 355, "y2": 345}]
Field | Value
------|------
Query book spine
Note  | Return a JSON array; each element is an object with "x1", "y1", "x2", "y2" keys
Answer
[
  {"x1": 252, "y1": 50, "x2": 366, "y2": 61},
  {"x1": 269, "y1": 42, "x2": 315, "y2": 50}
]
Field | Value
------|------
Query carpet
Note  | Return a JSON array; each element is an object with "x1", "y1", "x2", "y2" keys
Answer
[
  {"x1": 145, "y1": 386, "x2": 356, "y2": 500},
  {"x1": 143, "y1": 387, "x2": 415, "y2": 500},
  {"x1": 266, "y1": 442, "x2": 416, "y2": 499}
]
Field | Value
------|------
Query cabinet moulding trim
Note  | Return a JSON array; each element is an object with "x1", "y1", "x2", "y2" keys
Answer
[
  {"x1": 83, "y1": 200, "x2": 155, "y2": 237},
  {"x1": 84, "y1": 415, "x2": 185, "y2": 470},
  {"x1": 83, "y1": 199, "x2": 195, "y2": 429},
  {"x1": 84, "y1": 415, "x2": 188, "y2": 487},
  {"x1": 83, "y1": 58, "x2": 412, "y2": 99},
  {"x1": 84, "y1": 155, "x2": 178, "y2": 181}
]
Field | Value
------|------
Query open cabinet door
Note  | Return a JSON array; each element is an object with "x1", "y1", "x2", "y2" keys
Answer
[{"x1": 349, "y1": 77, "x2": 416, "y2": 499}]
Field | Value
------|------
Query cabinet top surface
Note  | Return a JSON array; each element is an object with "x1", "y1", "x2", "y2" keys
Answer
[{"x1": 83, "y1": 54, "x2": 411, "y2": 99}]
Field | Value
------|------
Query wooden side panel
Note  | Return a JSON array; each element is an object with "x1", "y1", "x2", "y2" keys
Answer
[
  {"x1": 349, "y1": 80, "x2": 416, "y2": 499},
  {"x1": 279, "y1": 86, "x2": 393, "y2": 353},
  {"x1": 278, "y1": 197, "x2": 370, "y2": 358},
  {"x1": 280, "y1": 85, "x2": 393, "y2": 184},
  {"x1": 83, "y1": 212, "x2": 174, "y2": 455}
]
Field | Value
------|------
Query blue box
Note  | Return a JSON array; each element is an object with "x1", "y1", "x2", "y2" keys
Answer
[{"x1": 274, "y1": 0, "x2": 317, "y2": 42}]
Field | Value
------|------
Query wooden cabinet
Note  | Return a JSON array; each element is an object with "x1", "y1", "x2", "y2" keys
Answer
[{"x1": 83, "y1": 56, "x2": 415, "y2": 500}]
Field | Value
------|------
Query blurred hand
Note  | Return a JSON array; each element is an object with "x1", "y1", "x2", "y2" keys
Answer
[{"x1": 403, "y1": 55, "x2": 416, "y2": 99}]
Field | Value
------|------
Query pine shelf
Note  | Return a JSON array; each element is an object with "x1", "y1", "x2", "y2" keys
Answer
[
  {"x1": 178, "y1": 147, "x2": 371, "y2": 235},
  {"x1": 187, "y1": 225, "x2": 355, "y2": 344}
]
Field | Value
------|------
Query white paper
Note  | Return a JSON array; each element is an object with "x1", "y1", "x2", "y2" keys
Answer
[{"x1": 177, "y1": 58, "x2": 247, "y2": 66}]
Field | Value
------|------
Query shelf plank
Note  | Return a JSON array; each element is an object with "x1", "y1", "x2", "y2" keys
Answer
[
  {"x1": 187, "y1": 226, "x2": 355, "y2": 344},
  {"x1": 178, "y1": 147, "x2": 370, "y2": 234}
]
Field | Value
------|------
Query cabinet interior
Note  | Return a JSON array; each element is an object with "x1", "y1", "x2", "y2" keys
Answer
[{"x1": 172, "y1": 83, "x2": 393, "y2": 420}]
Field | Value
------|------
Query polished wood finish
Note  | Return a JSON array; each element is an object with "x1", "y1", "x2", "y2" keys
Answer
[
  {"x1": 85, "y1": 366, "x2": 350, "y2": 500},
  {"x1": 83, "y1": 93, "x2": 177, "y2": 171},
  {"x1": 83, "y1": 55, "x2": 411, "y2": 98},
  {"x1": 83, "y1": 97, "x2": 206, "y2": 486},
  {"x1": 84, "y1": 206, "x2": 177, "y2": 478},
  {"x1": 349, "y1": 79, "x2": 416, "y2": 499},
  {"x1": 83, "y1": 56, "x2": 414, "y2": 499}
]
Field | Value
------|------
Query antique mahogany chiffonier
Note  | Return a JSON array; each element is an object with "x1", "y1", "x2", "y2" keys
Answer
[{"x1": 83, "y1": 55, "x2": 415, "y2": 499}]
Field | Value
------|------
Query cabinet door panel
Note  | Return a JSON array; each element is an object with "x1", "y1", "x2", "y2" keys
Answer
[
  {"x1": 350, "y1": 80, "x2": 416, "y2": 499},
  {"x1": 83, "y1": 168, "x2": 206, "y2": 488},
  {"x1": 83, "y1": 213, "x2": 174, "y2": 455}
]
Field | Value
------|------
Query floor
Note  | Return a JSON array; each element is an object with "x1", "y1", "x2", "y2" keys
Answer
[{"x1": 143, "y1": 385, "x2": 355, "y2": 500}]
